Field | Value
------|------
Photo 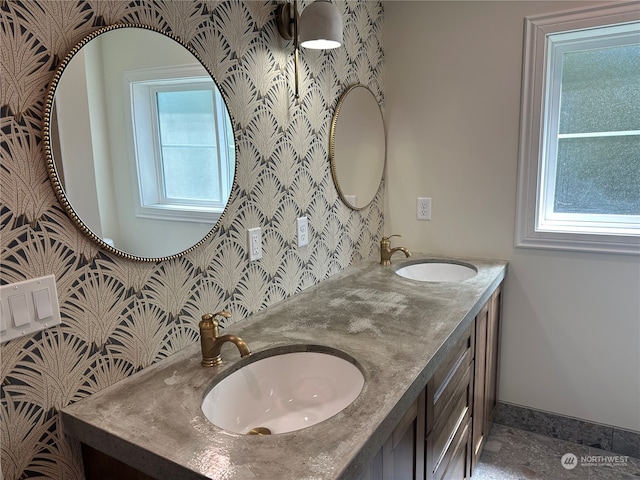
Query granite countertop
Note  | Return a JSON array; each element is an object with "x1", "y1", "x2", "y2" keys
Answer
[{"x1": 61, "y1": 253, "x2": 507, "y2": 480}]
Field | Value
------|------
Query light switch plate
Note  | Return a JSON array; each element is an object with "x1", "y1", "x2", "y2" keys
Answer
[{"x1": 0, "y1": 275, "x2": 61, "y2": 343}]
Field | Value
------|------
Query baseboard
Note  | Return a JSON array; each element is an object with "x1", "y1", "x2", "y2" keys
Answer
[{"x1": 494, "y1": 401, "x2": 640, "y2": 459}]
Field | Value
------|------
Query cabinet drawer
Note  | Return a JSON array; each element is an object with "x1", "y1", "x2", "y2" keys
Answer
[
  {"x1": 428, "y1": 359, "x2": 472, "y2": 471},
  {"x1": 432, "y1": 347, "x2": 472, "y2": 424},
  {"x1": 430, "y1": 326, "x2": 473, "y2": 401},
  {"x1": 433, "y1": 419, "x2": 471, "y2": 480},
  {"x1": 426, "y1": 323, "x2": 474, "y2": 480}
]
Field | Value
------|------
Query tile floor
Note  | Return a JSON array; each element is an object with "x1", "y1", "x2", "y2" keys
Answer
[{"x1": 474, "y1": 424, "x2": 640, "y2": 479}]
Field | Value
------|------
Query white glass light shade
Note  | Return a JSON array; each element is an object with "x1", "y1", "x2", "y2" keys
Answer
[{"x1": 299, "y1": 0, "x2": 342, "y2": 49}]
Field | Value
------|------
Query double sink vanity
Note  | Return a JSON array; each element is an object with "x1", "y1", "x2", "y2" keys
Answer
[
  {"x1": 61, "y1": 253, "x2": 506, "y2": 480},
  {"x1": 43, "y1": 21, "x2": 506, "y2": 480}
]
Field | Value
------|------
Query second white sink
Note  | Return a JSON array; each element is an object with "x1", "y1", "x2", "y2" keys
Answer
[
  {"x1": 201, "y1": 349, "x2": 364, "y2": 435},
  {"x1": 395, "y1": 261, "x2": 477, "y2": 282}
]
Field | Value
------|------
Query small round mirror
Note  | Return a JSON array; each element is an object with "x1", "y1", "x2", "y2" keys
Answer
[
  {"x1": 43, "y1": 24, "x2": 236, "y2": 261},
  {"x1": 330, "y1": 85, "x2": 386, "y2": 210}
]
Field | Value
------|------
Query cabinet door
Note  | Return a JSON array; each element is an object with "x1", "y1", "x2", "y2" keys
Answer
[
  {"x1": 485, "y1": 285, "x2": 502, "y2": 427},
  {"x1": 82, "y1": 444, "x2": 155, "y2": 480},
  {"x1": 360, "y1": 446, "x2": 384, "y2": 480},
  {"x1": 471, "y1": 301, "x2": 489, "y2": 471},
  {"x1": 384, "y1": 393, "x2": 426, "y2": 480},
  {"x1": 360, "y1": 393, "x2": 425, "y2": 480},
  {"x1": 471, "y1": 283, "x2": 503, "y2": 472}
]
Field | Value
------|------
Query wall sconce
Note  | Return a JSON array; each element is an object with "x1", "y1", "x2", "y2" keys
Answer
[{"x1": 277, "y1": 0, "x2": 343, "y2": 100}]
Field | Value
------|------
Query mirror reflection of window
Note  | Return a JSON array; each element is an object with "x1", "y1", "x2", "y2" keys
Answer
[
  {"x1": 157, "y1": 88, "x2": 222, "y2": 203},
  {"x1": 127, "y1": 67, "x2": 235, "y2": 223},
  {"x1": 44, "y1": 26, "x2": 236, "y2": 260}
]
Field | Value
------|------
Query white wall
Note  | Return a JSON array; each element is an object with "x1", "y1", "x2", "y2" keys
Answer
[
  {"x1": 84, "y1": 40, "x2": 120, "y2": 245},
  {"x1": 384, "y1": 1, "x2": 640, "y2": 431},
  {"x1": 55, "y1": 50, "x2": 103, "y2": 236},
  {"x1": 99, "y1": 28, "x2": 214, "y2": 257}
]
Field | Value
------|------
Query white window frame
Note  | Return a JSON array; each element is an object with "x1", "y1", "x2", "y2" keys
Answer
[
  {"x1": 515, "y1": 2, "x2": 640, "y2": 255},
  {"x1": 124, "y1": 64, "x2": 233, "y2": 224}
]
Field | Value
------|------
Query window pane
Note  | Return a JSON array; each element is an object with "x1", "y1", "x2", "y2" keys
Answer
[
  {"x1": 156, "y1": 88, "x2": 224, "y2": 204},
  {"x1": 554, "y1": 136, "x2": 640, "y2": 215},
  {"x1": 157, "y1": 90, "x2": 216, "y2": 145},
  {"x1": 559, "y1": 44, "x2": 640, "y2": 134},
  {"x1": 162, "y1": 146, "x2": 221, "y2": 202}
]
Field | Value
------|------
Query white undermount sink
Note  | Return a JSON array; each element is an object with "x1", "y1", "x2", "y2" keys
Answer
[
  {"x1": 395, "y1": 261, "x2": 477, "y2": 282},
  {"x1": 201, "y1": 349, "x2": 364, "y2": 435}
]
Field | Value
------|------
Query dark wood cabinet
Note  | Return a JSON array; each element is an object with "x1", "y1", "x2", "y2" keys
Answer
[
  {"x1": 363, "y1": 281, "x2": 503, "y2": 480},
  {"x1": 360, "y1": 393, "x2": 426, "y2": 480},
  {"x1": 82, "y1": 444, "x2": 155, "y2": 480},
  {"x1": 485, "y1": 285, "x2": 502, "y2": 427},
  {"x1": 471, "y1": 300, "x2": 489, "y2": 469},
  {"x1": 472, "y1": 284, "x2": 502, "y2": 471},
  {"x1": 425, "y1": 323, "x2": 473, "y2": 480}
]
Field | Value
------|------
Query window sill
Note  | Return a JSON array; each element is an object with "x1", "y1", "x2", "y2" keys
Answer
[
  {"x1": 515, "y1": 229, "x2": 640, "y2": 256},
  {"x1": 136, "y1": 204, "x2": 222, "y2": 224}
]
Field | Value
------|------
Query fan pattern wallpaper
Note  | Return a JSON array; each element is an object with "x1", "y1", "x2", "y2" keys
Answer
[{"x1": 0, "y1": 0, "x2": 385, "y2": 478}]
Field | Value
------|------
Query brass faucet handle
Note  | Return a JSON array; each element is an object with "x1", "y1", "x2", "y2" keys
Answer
[
  {"x1": 214, "y1": 311, "x2": 231, "y2": 331},
  {"x1": 200, "y1": 311, "x2": 231, "y2": 338},
  {"x1": 212, "y1": 310, "x2": 232, "y2": 321},
  {"x1": 201, "y1": 311, "x2": 231, "y2": 322},
  {"x1": 381, "y1": 234, "x2": 401, "y2": 243},
  {"x1": 381, "y1": 234, "x2": 401, "y2": 248}
]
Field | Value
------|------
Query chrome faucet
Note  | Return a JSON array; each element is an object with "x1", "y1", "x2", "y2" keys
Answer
[
  {"x1": 199, "y1": 311, "x2": 251, "y2": 367},
  {"x1": 380, "y1": 235, "x2": 411, "y2": 266}
]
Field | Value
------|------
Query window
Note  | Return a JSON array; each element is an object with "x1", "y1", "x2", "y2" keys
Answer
[
  {"x1": 125, "y1": 65, "x2": 234, "y2": 223},
  {"x1": 516, "y1": 2, "x2": 640, "y2": 254}
]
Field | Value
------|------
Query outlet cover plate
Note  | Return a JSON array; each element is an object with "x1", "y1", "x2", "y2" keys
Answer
[
  {"x1": 297, "y1": 217, "x2": 309, "y2": 247},
  {"x1": 417, "y1": 197, "x2": 432, "y2": 220},
  {"x1": 247, "y1": 227, "x2": 262, "y2": 261}
]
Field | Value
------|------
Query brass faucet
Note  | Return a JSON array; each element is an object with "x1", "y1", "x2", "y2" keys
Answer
[
  {"x1": 380, "y1": 235, "x2": 411, "y2": 266},
  {"x1": 199, "y1": 311, "x2": 251, "y2": 367}
]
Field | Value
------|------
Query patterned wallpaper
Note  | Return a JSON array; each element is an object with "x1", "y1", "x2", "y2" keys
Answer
[{"x1": 0, "y1": 1, "x2": 384, "y2": 478}]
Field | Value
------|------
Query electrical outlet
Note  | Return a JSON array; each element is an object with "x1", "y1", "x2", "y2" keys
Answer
[
  {"x1": 297, "y1": 217, "x2": 309, "y2": 247},
  {"x1": 417, "y1": 197, "x2": 432, "y2": 220},
  {"x1": 247, "y1": 227, "x2": 262, "y2": 261}
]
